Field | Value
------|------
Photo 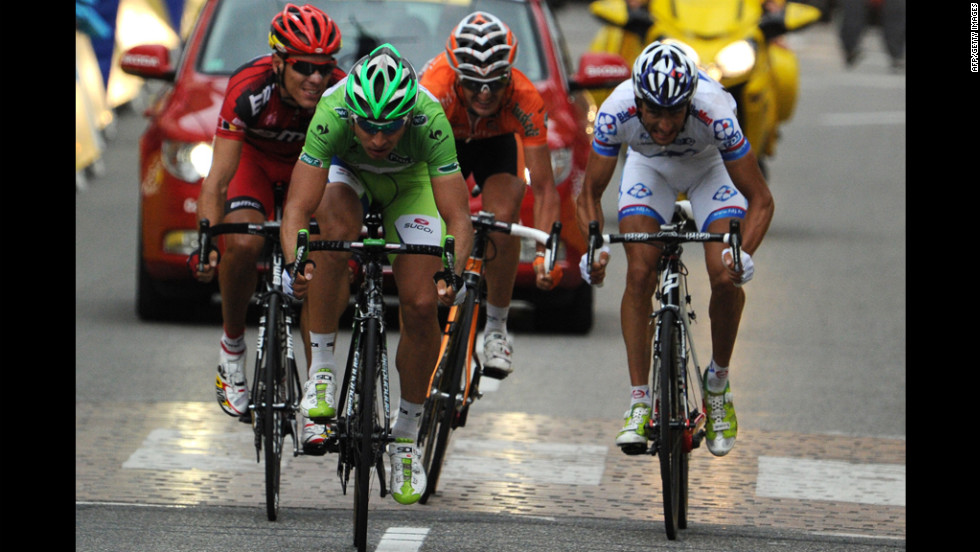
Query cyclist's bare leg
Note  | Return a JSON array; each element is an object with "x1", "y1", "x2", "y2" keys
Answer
[
  {"x1": 702, "y1": 217, "x2": 745, "y2": 367},
  {"x1": 618, "y1": 214, "x2": 663, "y2": 387},
  {"x1": 392, "y1": 254, "x2": 444, "y2": 404},
  {"x1": 218, "y1": 208, "x2": 265, "y2": 338},
  {"x1": 306, "y1": 183, "x2": 361, "y2": 339},
  {"x1": 478, "y1": 173, "x2": 525, "y2": 310}
]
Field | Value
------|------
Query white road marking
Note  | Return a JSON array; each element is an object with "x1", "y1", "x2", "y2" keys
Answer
[
  {"x1": 122, "y1": 428, "x2": 265, "y2": 472},
  {"x1": 376, "y1": 527, "x2": 429, "y2": 552},
  {"x1": 756, "y1": 456, "x2": 905, "y2": 506},
  {"x1": 439, "y1": 439, "x2": 608, "y2": 485}
]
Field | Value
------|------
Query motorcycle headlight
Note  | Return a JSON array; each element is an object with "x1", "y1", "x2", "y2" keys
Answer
[
  {"x1": 162, "y1": 140, "x2": 213, "y2": 182},
  {"x1": 711, "y1": 40, "x2": 756, "y2": 81},
  {"x1": 550, "y1": 147, "x2": 573, "y2": 184}
]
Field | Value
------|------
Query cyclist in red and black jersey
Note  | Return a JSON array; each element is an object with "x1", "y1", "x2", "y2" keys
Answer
[
  {"x1": 419, "y1": 11, "x2": 563, "y2": 379},
  {"x1": 193, "y1": 3, "x2": 343, "y2": 452}
]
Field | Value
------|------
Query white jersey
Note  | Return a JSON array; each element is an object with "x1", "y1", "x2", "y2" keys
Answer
[{"x1": 591, "y1": 73, "x2": 750, "y2": 163}]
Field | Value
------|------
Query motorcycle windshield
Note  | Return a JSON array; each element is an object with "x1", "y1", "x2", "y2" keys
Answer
[{"x1": 651, "y1": 0, "x2": 761, "y2": 38}]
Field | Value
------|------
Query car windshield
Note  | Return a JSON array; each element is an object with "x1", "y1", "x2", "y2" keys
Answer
[{"x1": 198, "y1": 0, "x2": 548, "y2": 82}]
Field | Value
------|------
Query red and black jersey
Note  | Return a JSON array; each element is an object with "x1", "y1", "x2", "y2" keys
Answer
[{"x1": 215, "y1": 54, "x2": 345, "y2": 163}]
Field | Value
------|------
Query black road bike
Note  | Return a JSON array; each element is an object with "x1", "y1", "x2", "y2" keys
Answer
[{"x1": 587, "y1": 208, "x2": 742, "y2": 540}]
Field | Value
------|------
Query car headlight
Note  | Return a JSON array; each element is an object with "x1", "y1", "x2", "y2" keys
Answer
[
  {"x1": 550, "y1": 147, "x2": 573, "y2": 184},
  {"x1": 162, "y1": 140, "x2": 212, "y2": 182},
  {"x1": 710, "y1": 40, "x2": 756, "y2": 81}
]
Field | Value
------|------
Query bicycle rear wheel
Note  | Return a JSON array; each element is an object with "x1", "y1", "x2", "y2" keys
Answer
[
  {"x1": 352, "y1": 316, "x2": 380, "y2": 552},
  {"x1": 656, "y1": 310, "x2": 683, "y2": 540},
  {"x1": 262, "y1": 293, "x2": 285, "y2": 522},
  {"x1": 418, "y1": 298, "x2": 475, "y2": 504}
]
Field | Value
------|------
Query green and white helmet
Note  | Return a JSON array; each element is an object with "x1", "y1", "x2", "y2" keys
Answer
[{"x1": 345, "y1": 43, "x2": 419, "y2": 121}]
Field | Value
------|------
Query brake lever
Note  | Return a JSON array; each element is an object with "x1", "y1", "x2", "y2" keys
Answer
[
  {"x1": 729, "y1": 219, "x2": 743, "y2": 274},
  {"x1": 545, "y1": 221, "x2": 562, "y2": 272}
]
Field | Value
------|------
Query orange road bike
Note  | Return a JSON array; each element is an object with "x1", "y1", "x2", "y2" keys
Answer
[{"x1": 418, "y1": 211, "x2": 561, "y2": 503}]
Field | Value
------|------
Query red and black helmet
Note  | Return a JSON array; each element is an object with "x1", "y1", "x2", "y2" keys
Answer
[
  {"x1": 269, "y1": 3, "x2": 342, "y2": 56},
  {"x1": 445, "y1": 11, "x2": 517, "y2": 80}
]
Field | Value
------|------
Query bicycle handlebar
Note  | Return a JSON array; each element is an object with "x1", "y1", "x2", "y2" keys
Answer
[
  {"x1": 586, "y1": 218, "x2": 744, "y2": 273},
  {"x1": 469, "y1": 212, "x2": 560, "y2": 272}
]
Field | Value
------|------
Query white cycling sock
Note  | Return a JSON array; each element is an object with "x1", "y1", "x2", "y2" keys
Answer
[
  {"x1": 391, "y1": 399, "x2": 424, "y2": 440},
  {"x1": 484, "y1": 303, "x2": 509, "y2": 335},
  {"x1": 309, "y1": 332, "x2": 337, "y2": 377},
  {"x1": 705, "y1": 360, "x2": 729, "y2": 393},
  {"x1": 220, "y1": 332, "x2": 246, "y2": 358},
  {"x1": 630, "y1": 385, "x2": 652, "y2": 407}
]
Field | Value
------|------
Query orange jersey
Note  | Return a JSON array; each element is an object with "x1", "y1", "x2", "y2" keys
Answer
[{"x1": 419, "y1": 54, "x2": 548, "y2": 147}]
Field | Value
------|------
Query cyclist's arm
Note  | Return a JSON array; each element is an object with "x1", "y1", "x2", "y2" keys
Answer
[
  {"x1": 525, "y1": 143, "x2": 562, "y2": 246},
  {"x1": 723, "y1": 148, "x2": 774, "y2": 256},
  {"x1": 282, "y1": 158, "x2": 329, "y2": 281},
  {"x1": 431, "y1": 172, "x2": 473, "y2": 274},
  {"x1": 194, "y1": 135, "x2": 243, "y2": 280},
  {"x1": 575, "y1": 148, "x2": 618, "y2": 242}
]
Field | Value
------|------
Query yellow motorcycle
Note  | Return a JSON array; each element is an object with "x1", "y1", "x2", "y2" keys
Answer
[{"x1": 587, "y1": 0, "x2": 822, "y2": 168}]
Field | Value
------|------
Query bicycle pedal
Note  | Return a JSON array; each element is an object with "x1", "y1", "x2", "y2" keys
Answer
[
  {"x1": 238, "y1": 413, "x2": 252, "y2": 424},
  {"x1": 619, "y1": 443, "x2": 647, "y2": 456},
  {"x1": 310, "y1": 415, "x2": 335, "y2": 425},
  {"x1": 481, "y1": 366, "x2": 510, "y2": 380},
  {"x1": 302, "y1": 442, "x2": 330, "y2": 456}
]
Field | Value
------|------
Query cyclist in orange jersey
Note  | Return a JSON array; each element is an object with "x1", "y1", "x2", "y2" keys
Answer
[{"x1": 419, "y1": 11, "x2": 563, "y2": 379}]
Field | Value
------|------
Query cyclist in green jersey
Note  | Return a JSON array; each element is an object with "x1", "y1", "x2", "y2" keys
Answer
[{"x1": 281, "y1": 44, "x2": 473, "y2": 505}]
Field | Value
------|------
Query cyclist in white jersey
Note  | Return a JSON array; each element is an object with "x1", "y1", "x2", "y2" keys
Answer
[{"x1": 575, "y1": 41, "x2": 774, "y2": 457}]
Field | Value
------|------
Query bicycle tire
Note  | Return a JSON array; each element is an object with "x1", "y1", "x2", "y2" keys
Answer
[
  {"x1": 263, "y1": 293, "x2": 285, "y2": 522},
  {"x1": 657, "y1": 309, "x2": 683, "y2": 540},
  {"x1": 352, "y1": 316, "x2": 379, "y2": 552}
]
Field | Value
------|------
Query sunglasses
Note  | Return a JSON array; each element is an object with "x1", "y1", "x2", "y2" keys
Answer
[
  {"x1": 352, "y1": 115, "x2": 408, "y2": 135},
  {"x1": 459, "y1": 74, "x2": 510, "y2": 94},
  {"x1": 285, "y1": 58, "x2": 335, "y2": 77}
]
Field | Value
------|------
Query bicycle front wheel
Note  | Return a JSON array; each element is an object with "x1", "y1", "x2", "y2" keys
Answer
[
  {"x1": 656, "y1": 309, "x2": 683, "y2": 540},
  {"x1": 418, "y1": 299, "x2": 474, "y2": 503},
  {"x1": 352, "y1": 316, "x2": 380, "y2": 552},
  {"x1": 262, "y1": 293, "x2": 285, "y2": 522}
]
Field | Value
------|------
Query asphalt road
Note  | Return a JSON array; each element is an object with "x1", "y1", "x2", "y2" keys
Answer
[{"x1": 76, "y1": 4, "x2": 906, "y2": 551}]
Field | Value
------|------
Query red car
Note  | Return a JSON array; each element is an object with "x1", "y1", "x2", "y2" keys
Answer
[{"x1": 122, "y1": 0, "x2": 627, "y2": 333}]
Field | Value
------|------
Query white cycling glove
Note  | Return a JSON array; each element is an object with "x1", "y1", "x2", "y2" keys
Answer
[
  {"x1": 721, "y1": 248, "x2": 754, "y2": 286},
  {"x1": 579, "y1": 245, "x2": 610, "y2": 286},
  {"x1": 454, "y1": 281, "x2": 468, "y2": 306},
  {"x1": 282, "y1": 266, "x2": 295, "y2": 297}
]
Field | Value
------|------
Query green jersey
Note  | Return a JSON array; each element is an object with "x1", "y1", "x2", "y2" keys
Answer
[{"x1": 299, "y1": 80, "x2": 461, "y2": 179}]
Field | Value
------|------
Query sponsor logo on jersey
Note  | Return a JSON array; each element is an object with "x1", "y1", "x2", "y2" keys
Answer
[
  {"x1": 511, "y1": 104, "x2": 540, "y2": 137},
  {"x1": 299, "y1": 152, "x2": 323, "y2": 168},
  {"x1": 247, "y1": 85, "x2": 275, "y2": 116},
  {"x1": 626, "y1": 182, "x2": 652, "y2": 199},
  {"x1": 615, "y1": 105, "x2": 637, "y2": 123},
  {"x1": 437, "y1": 162, "x2": 460, "y2": 174},
  {"x1": 711, "y1": 185, "x2": 739, "y2": 201},
  {"x1": 694, "y1": 109, "x2": 713, "y2": 126},
  {"x1": 595, "y1": 112, "x2": 618, "y2": 141}
]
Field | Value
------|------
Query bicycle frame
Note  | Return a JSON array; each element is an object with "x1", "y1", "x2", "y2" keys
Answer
[
  {"x1": 298, "y1": 210, "x2": 445, "y2": 552},
  {"x1": 418, "y1": 211, "x2": 560, "y2": 503},
  {"x1": 194, "y1": 182, "x2": 310, "y2": 522},
  {"x1": 587, "y1": 213, "x2": 741, "y2": 540}
]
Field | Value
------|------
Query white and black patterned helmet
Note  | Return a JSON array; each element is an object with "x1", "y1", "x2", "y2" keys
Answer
[{"x1": 632, "y1": 41, "x2": 699, "y2": 108}]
